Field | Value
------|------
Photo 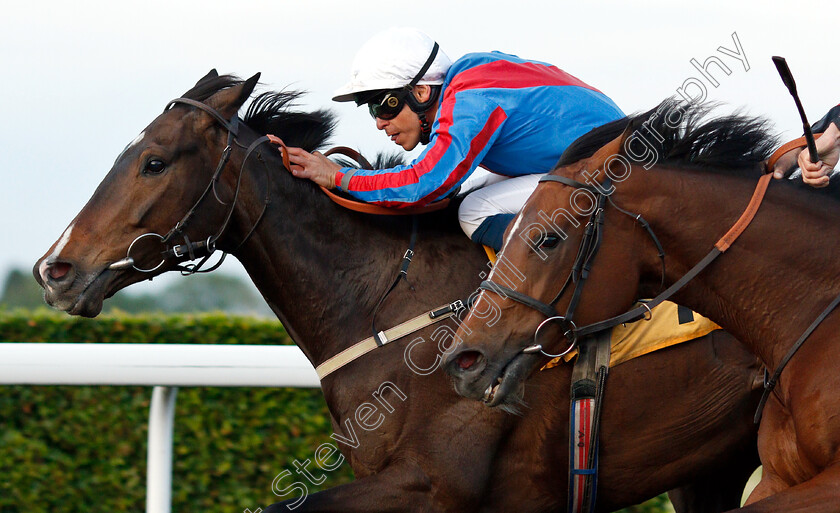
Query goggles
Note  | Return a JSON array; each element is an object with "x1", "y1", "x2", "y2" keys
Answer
[{"x1": 368, "y1": 91, "x2": 406, "y2": 120}]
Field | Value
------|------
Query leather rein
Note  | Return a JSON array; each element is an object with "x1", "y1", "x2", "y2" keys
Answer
[
  {"x1": 479, "y1": 139, "x2": 840, "y2": 423},
  {"x1": 480, "y1": 135, "x2": 823, "y2": 350}
]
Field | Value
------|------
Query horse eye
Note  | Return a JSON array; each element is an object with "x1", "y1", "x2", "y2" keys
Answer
[
  {"x1": 540, "y1": 234, "x2": 561, "y2": 249},
  {"x1": 144, "y1": 159, "x2": 166, "y2": 175}
]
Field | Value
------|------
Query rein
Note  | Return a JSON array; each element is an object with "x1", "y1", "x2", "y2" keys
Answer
[
  {"x1": 479, "y1": 172, "x2": 773, "y2": 358},
  {"x1": 483, "y1": 155, "x2": 840, "y2": 424},
  {"x1": 479, "y1": 174, "x2": 667, "y2": 358},
  {"x1": 265, "y1": 137, "x2": 452, "y2": 216}
]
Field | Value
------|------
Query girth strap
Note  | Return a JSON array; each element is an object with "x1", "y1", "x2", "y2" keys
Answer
[{"x1": 568, "y1": 329, "x2": 611, "y2": 513}]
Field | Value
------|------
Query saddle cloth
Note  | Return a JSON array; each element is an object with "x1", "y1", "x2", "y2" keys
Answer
[{"x1": 541, "y1": 301, "x2": 720, "y2": 371}]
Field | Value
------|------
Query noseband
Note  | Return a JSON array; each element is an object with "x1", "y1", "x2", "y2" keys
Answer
[
  {"x1": 479, "y1": 174, "x2": 665, "y2": 358},
  {"x1": 109, "y1": 98, "x2": 274, "y2": 275}
]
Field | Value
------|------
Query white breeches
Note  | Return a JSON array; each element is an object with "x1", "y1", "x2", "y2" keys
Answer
[{"x1": 457, "y1": 171, "x2": 545, "y2": 238}]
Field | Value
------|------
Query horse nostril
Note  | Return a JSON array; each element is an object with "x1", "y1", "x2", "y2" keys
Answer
[
  {"x1": 48, "y1": 262, "x2": 73, "y2": 281},
  {"x1": 456, "y1": 351, "x2": 482, "y2": 371}
]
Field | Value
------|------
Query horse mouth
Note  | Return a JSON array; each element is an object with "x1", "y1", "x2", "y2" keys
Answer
[
  {"x1": 482, "y1": 351, "x2": 540, "y2": 407},
  {"x1": 42, "y1": 268, "x2": 118, "y2": 318}
]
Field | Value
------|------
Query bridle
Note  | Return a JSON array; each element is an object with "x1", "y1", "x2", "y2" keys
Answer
[
  {"x1": 478, "y1": 174, "x2": 666, "y2": 358},
  {"x1": 108, "y1": 97, "x2": 273, "y2": 275},
  {"x1": 481, "y1": 165, "x2": 840, "y2": 424},
  {"x1": 479, "y1": 171, "x2": 773, "y2": 360}
]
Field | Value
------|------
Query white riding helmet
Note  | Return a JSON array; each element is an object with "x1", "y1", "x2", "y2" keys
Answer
[{"x1": 332, "y1": 27, "x2": 452, "y2": 103}]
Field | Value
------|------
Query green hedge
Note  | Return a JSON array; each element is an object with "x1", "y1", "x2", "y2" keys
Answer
[
  {"x1": 0, "y1": 309, "x2": 353, "y2": 513},
  {"x1": 0, "y1": 309, "x2": 672, "y2": 513}
]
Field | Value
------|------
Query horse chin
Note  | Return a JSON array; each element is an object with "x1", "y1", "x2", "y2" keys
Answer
[
  {"x1": 482, "y1": 351, "x2": 541, "y2": 409},
  {"x1": 43, "y1": 269, "x2": 115, "y2": 318}
]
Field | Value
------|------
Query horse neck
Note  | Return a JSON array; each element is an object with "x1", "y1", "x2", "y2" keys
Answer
[
  {"x1": 626, "y1": 166, "x2": 840, "y2": 368},
  {"x1": 222, "y1": 143, "x2": 483, "y2": 367}
]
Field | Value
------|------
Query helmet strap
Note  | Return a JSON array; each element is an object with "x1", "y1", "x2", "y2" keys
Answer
[
  {"x1": 402, "y1": 42, "x2": 442, "y2": 145},
  {"x1": 409, "y1": 85, "x2": 440, "y2": 145},
  {"x1": 419, "y1": 113, "x2": 432, "y2": 145}
]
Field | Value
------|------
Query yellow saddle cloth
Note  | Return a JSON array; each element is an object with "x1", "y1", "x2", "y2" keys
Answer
[{"x1": 541, "y1": 301, "x2": 720, "y2": 370}]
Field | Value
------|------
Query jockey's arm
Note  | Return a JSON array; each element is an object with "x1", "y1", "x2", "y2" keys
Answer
[{"x1": 290, "y1": 93, "x2": 506, "y2": 207}]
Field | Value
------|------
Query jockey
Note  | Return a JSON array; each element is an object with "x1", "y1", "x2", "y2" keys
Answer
[
  {"x1": 286, "y1": 27, "x2": 624, "y2": 250},
  {"x1": 773, "y1": 104, "x2": 840, "y2": 187}
]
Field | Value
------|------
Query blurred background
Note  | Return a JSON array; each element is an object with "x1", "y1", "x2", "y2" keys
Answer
[
  {"x1": 0, "y1": 1, "x2": 831, "y2": 511},
  {"x1": 2, "y1": 0, "x2": 839, "y2": 314}
]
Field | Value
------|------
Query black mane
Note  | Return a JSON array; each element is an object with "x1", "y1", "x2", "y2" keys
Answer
[
  {"x1": 182, "y1": 73, "x2": 337, "y2": 153},
  {"x1": 244, "y1": 91, "x2": 336, "y2": 152},
  {"x1": 557, "y1": 98, "x2": 779, "y2": 172}
]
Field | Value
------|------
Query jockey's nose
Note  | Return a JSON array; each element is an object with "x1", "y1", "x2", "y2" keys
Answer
[{"x1": 375, "y1": 117, "x2": 389, "y2": 130}]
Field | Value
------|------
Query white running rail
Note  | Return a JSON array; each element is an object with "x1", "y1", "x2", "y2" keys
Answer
[{"x1": 0, "y1": 343, "x2": 321, "y2": 513}]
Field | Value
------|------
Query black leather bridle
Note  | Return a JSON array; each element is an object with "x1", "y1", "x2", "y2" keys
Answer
[
  {"x1": 479, "y1": 170, "x2": 840, "y2": 424},
  {"x1": 478, "y1": 174, "x2": 667, "y2": 358},
  {"x1": 109, "y1": 97, "x2": 273, "y2": 275}
]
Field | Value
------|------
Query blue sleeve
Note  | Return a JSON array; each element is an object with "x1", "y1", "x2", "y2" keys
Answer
[{"x1": 334, "y1": 92, "x2": 508, "y2": 207}]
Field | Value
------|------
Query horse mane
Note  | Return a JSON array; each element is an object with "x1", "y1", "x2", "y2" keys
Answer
[
  {"x1": 181, "y1": 73, "x2": 337, "y2": 152},
  {"x1": 557, "y1": 98, "x2": 779, "y2": 172},
  {"x1": 244, "y1": 91, "x2": 336, "y2": 152},
  {"x1": 181, "y1": 73, "x2": 466, "y2": 233}
]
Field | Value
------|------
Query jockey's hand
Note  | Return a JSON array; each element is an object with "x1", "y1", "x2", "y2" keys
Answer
[
  {"x1": 771, "y1": 148, "x2": 801, "y2": 179},
  {"x1": 285, "y1": 147, "x2": 341, "y2": 189},
  {"x1": 797, "y1": 122, "x2": 840, "y2": 188}
]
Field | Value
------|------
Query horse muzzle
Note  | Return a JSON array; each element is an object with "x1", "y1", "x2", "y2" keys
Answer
[
  {"x1": 444, "y1": 345, "x2": 541, "y2": 407},
  {"x1": 33, "y1": 257, "x2": 116, "y2": 317}
]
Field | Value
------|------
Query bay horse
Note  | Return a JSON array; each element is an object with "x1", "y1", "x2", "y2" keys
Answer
[
  {"x1": 34, "y1": 73, "x2": 762, "y2": 512},
  {"x1": 444, "y1": 99, "x2": 840, "y2": 511}
]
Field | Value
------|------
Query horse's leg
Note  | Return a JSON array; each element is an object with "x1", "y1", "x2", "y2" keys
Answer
[
  {"x1": 667, "y1": 462, "x2": 757, "y2": 513},
  {"x1": 261, "y1": 461, "x2": 466, "y2": 513}
]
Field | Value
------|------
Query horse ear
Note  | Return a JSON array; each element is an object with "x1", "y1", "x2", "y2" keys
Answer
[
  {"x1": 207, "y1": 72, "x2": 261, "y2": 119},
  {"x1": 581, "y1": 125, "x2": 633, "y2": 173},
  {"x1": 592, "y1": 126, "x2": 631, "y2": 162},
  {"x1": 195, "y1": 69, "x2": 219, "y2": 87}
]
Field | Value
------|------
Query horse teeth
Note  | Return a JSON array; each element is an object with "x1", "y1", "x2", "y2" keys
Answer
[{"x1": 483, "y1": 383, "x2": 500, "y2": 404}]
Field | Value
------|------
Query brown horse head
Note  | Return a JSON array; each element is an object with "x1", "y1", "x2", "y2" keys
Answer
[
  {"x1": 442, "y1": 122, "x2": 648, "y2": 406},
  {"x1": 443, "y1": 99, "x2": 778, "y2": 407},
  {"x1": 34, "y1": 71, "x2": 270, "y2": 317}
]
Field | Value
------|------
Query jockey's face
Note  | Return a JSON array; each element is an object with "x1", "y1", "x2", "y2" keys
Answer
[{"x1": 373, "y1": 85, "x2": 436, "y2": 151}]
